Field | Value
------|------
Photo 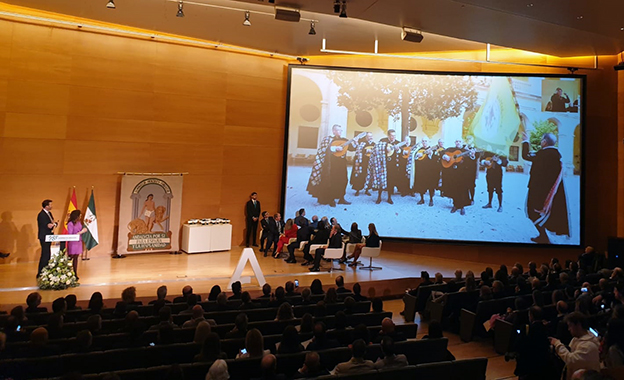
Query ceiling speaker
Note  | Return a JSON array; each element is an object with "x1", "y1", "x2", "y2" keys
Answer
[
  {"x1": 402, "y1": 27, "x2": 424, "y2": 43},
  {"x1": 275, "y1": 7, "x2": 301, "y2": 22}
]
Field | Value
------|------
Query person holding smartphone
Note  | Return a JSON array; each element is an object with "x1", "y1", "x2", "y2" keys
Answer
[{"x1": 549, "y1": 312, "x2": 600, "y2": 379}]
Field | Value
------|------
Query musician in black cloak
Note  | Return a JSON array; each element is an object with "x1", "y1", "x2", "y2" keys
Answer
[
  {"x1": 350, "y1": 132, "x2": 376, "y2": 196},
  {"x1": 441, "y1": 139, "x2": 476, "y2": 215},
  {"x1": 481, "y1": 150, "x2": 508, "y2": 212},
  {"x1": 413, "y1": 138, "x2": 439, "y2": 206},
  {"x1": 521, "y1": 132, "x2": 570, "y2": 244},
  {"x1": 307, "y1": 124, "x2": 356, "y2": 207}
]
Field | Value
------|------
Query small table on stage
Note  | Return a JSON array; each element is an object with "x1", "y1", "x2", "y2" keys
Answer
[
  {"x1": 45, "y1": 234, "x2": 80, "y2": 257},
  {"x1": 181, "y1": 224, "x2": 232, "y2": 254}
]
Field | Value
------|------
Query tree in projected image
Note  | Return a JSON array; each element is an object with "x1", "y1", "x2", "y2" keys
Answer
[
  {"x1": 529, "y1": 120, "x2": 558, "y2": 151},
  {"x1": 327, "y1": 72, "x2": 478, "y2": 139}
]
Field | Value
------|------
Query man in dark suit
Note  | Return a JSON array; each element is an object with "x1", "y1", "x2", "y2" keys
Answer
[
  {"x1": 245, "y1": 192, "x2": 261, "y2": 247},
  {"x1": 37, "y1": 199, "x2": 57, "y2": 278},
  {"x1": 522, "y1": 132, "x2": 570, "y2": 244},
  {"x1": 264, "y1": 214, "x2": 282, "y2": 257},
  {"x1": 286, "y1": 219, "x2": 311, "y2": 264}
]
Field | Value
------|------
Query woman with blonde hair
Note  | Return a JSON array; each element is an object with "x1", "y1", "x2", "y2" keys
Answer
[
  {"x1": 206, "y1": 359, "x2": 229, "y2": 380},
  {"x1": 194, "y1": 321, "x2": 212, "y2": 344},
  {"x1": 237, "y1": 328, "x2": 269, "y2": 358}
]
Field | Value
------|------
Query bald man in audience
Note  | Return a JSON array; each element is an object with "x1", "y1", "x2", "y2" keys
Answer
[{"x1": 374, "y1": 318, "x2": 406, "y2": 343}]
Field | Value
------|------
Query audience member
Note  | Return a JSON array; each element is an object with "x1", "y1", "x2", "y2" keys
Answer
[
  {"x1": 351, "y1": 323, "x2": 371, "y2": 345},
  {"x1": 206, "y1": 359, "x2": 229, "y2": 380},
  {"x1": 603, "y1": 318, "x2": 624, "y2": 368},
  {"x1": 276, "y1": 302, "x2": 294, "y2": 321},
  {"x1": 74, "y1": 330, "x2": 93, "y2": 352},
  {"x1": 294, "y1": 352, "x2": 330, "y2": 378},
  {"x1": 88, "y1": 292, "x2": 104, "y2": 313},
  {"x1": 27, "y1": 327, "x2": 59, "y2": 358},
  {"x1": 229, "y1": 281, "x2": 242, "y2": 300},
  {"x1": 194, "y1": 321, "x2": 212, "y2": 345},
  {"x1": 285, "y1": 281, "x2": 300, "y2": 297},
  {"x1": 335, "y1": 276, "x2": 350, "y2": 294},
  {"x1": 173, "y1": 285, "x2": 195, "y2": 304},
  {"x1": 253, "y1": 354, "x2": 286, "y2": 380},
  {"x1": 183, "y1": 305, "x2": 213, "y2": 328},
  {"x1": 331, "y1": 339, "x2": 375, "y2": 375},
  {"x1": 208, "y1": 285, "x2": 222, "y2": 301},
  {"x1": 149, "y1": 306, "x2": 177, "y2": 331},
  {"x1": 277, "y1": 325, "x2": 304, "y2": 354},
  {"x1": 216, "y1": 293, "x2": 229, "y2": 311},
  {"x1": 513, "y1": 306, "x2": 553, "y2": 379},
  {"x1": 300, "y1": 288, "x2": 313, "y2": 305},
  {"x1": 374, "y1": 336, "x2": 408, "y2": 369},
  {"x1": 324, "y1": 287, "x2": 338, "y2": 304},
  {"x1": 86, "y1": 314, "x2": 102, "y2": 336},
  {"x1": 47, "y1": 313, "x2": 64, "y2": 340},
  {"x1": 375, "y1": 317, "x2": 406, "y2": 342},
  {"x1": 372, "y1": 298, "x2": 384, "y2": 313},
  {"x1": 240, "y1": 292, "x2": 257, "y2": 310},
  {"x1": 195, "y1": 332, "x2": 227, "y2": 362},
  {"x1": 298, "y1": 313, "x2": 314, "y2": 334},
  {"x1": 25, "y1": 292, "x2": 47, "y2": 313},
  {"x1": 180, "y1": 294, "x2": 199, "y2": 315},
  {"x1": 550, "y1": 312, "x2": 600, "y2": 379},
  {"x1": 65, "y1": 294, "x2": 81, "y2": 311},
  {"x1": 52, "y1": 297, "x2": 67, "y2": 315},
  {"x1": 310, "y1": 279, "x2": 324, "y2": 295},
  {"x1": 225, "y1": 313, "x2": 248, "y2": 339},
  {"x1": 258, "y1": 283, "x2": 272, "y2": 299},
  {"x1": 149, "y1": 285, "x2": 171, "y2": 305},
  {"x1": 352, "y1": 282, "x2": 368, "y2": 302},
  {"x1": 238, "y1": 328, "x2": 269, "y2": 358},
  {"x1": 307, "y1": 322, "x2": 339, "y2": 351}
]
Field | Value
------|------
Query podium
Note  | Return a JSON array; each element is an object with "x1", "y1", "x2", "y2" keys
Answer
[{"x1": 45, "y1": 234, "x2": 80, "y2": 257}]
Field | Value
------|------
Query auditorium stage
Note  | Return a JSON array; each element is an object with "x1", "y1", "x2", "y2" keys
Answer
[{"x1": 0, "y1": 247, "x2": 501, "y2": 308}]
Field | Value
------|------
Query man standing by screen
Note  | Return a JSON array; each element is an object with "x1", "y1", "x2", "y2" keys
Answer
[
  {"x1": 481, "y1": 151, "x2": 508, "y2": 212},
  {"x1": 367, "y1": 129, "x2": 402, "y2": 204},
  {"x1": 522, "y1": 132, "x2": 570, "y2": 244},
  {"x1": 245, "y1": 192, "x2": 261, "y2": 247},
  {"x1": 37, "y1": 199, "x2": 57, "y2": 278},
  {"x1": 307, "y1": 124, "x2": 355, "y2": 207}
]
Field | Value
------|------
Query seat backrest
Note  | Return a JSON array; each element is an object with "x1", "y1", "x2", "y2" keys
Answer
[
  {"x1": 451, "y1": 358, "x2": 488, "y2": 380},
  {"x1": 325, "y1": 244, "x2": 345, "y2": 259},
  {"x1": 361, "y1": 241, "x2": 382, "y2": 258}
]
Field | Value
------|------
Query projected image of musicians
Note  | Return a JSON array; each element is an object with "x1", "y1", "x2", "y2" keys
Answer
[
  {"x1": 441, "y1": 139, "x2": 476, "y2": 215},
  {"x1": 350, "y1": 132, "x2": 375, "y2": 197},
  {"x1": 307, "y1": 124, "x2": 357, "y2": 207},
  {"x1": 522, "y1": 132, "x2": 570, "y2": 244},
  {"x1": 481, "y1": 151, "x2": 508, "y2": 212},
  {"x1": 367, "y1": 129, "x2": 402, "y2": 204},
  {"x1": 413, "y1": 138, "x2": 438, "y2": 206}
]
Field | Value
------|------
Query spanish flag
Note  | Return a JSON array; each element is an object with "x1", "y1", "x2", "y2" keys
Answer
[
  {"x1": 63, "y1": 188, "x2": 78, "y2": 234},
  {"x1": 470, "y1": 77, "x2": 522, "y2": 153}
]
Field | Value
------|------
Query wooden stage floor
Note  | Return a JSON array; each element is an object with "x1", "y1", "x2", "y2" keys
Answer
[{"x1": 0, "y1": 247, "x2": 501, "y2": 308}]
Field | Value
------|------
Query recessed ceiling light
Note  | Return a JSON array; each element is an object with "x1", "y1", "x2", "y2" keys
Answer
[
  {"x1": 576, "y1": 15, "x2": 583, "y2": 20},
  {"x1": 526, "y1": 3, "x2": 534, "y2": 7}
]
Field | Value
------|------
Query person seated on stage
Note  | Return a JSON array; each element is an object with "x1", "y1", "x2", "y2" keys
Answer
[
  {"x1": 275, "y1": 219, "x2": 298, "y2": 258},
  {"x1": 294, "y1": 208, "x2": 309, "y2": 227},
  {"x1": 286, "y1": 218, "x2": 312, "y2": 264},
  {"x1": 374, "y1": 318, "x2": 406, "y2": 343},
  {"x1": 225, "y1": 313, "x2": 249, "y2": 339},
  {"x1": 341, "y1": 222, "x2": 363, "y2": 261},
  {"x1": 294, "y1": 351, "x2": 330, "y2": 378},
  {"x1": 277, "y1": 325, "x2": 304, "y2": 354},
  {"x1": 300, "y1": 288, "x2": 313, "y2": 305},
  {"x1": 25, "y1": 292, "x2": 47, "y2": 314},
  {"x1": 374, "y1": 337, "x2": 409, "y2": 369},
  {"x1": 310, "y1": 279, "x2": 324, "y2": 295},
  {"x1": 344, "y1": 223, "x2": 380, "y2": 266},
  {"x1": 352, "y1": 283, "x2": 368, "y2": 302},
  {"x1": 195, "y1": 332, "x2": 227, "y2": 363},
  {"x1": 149, "y1": 285, "x2": 171, "y2": 305},
  {"x1": 310, "y1": 215, "x2": 319, "y2": 230},
  {"x1": 331, "y1": 339, "x2": 376, "y2": 375},
  {"x1": 237, "y1": 328, "x2": 270, "y2": 359},
  {"x1": 301, "y1": 220, "x2": 330, "y2": 267},
  {"x1": 173, "y1": 285, "x2": 198, "y2": 304},
  {"x1": 307, "y1": 322, "x2": 339, "y2": 351},
  {"x1": 228, "y1": 281, "x2": 243, "y2": 300},
  {"x1": 239, "y1": 291, "x2": 258, "y2": 310},
  {"x1": 149, "y1": 306, "x2": 178, "y2": 331},
  {"x1": 310, "y1": 224, "x2": 343, "y2": 272},
  {"x1": 208, "y1": 285, "x2": 221, "y2": 301},
  {"x1": 285, "y1": 281, "x2": 300, "y2": 297}
]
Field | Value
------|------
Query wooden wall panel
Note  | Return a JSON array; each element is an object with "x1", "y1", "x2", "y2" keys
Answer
[
  {"x1": 0, "y1": 80, "x2": 7, "y2": 112},
  {"x1": 4, "y1": 113, "x2": 67, "y2": 140},
  {"x1": 225, "y1": 99, "x2": 285, "y2": 129},
  {"x1": 0, "y1": 138, "x2": 66, "y2": 175},
  {"x1": 153, "y1": 93, "x2": 226, "y2": 125},
  {"x1": 68, "y1": 86, "x2": 154, "y2": 120},
  {"x1": 6, "y1": 80, "x2": 70, "y2": 115},
  {"x1": 9, "y1": 47, "x2": 72, "y2": 85},
  {"x1": 70, "y1": 54, "x2": 155, "y2": 92}
]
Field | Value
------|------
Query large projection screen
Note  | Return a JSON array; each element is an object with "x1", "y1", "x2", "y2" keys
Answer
[{"x1": 282, "y1": 65, "x2": 583, "y2": 246}]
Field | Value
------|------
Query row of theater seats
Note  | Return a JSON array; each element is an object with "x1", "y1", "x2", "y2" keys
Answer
[
  {"x1": 43, "y1": 358, "x2": 488, "y2": 380},
  {"x1": 1, "y1": 293, "x2": 348, "y2": 327},
  {"x1": 3, "y1": 338, "x2": 475, "y2": 380},
  {"x1": 4, "y1": 322, "x2": 418, "y2": 359},
  {"x1": 5, "y1": 301, "x2": 374, "y2": 341}
]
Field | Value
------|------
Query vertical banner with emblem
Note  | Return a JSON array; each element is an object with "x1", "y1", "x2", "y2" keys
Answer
[{"x1": 116, "y1": 174, "x2": 184, "y2": 255}]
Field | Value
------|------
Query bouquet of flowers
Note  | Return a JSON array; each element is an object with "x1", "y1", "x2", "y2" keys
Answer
[{"x1": 37, "y1": 250, "x2": 80, "y2": 290}]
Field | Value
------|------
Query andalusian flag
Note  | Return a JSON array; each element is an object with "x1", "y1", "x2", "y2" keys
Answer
[
  {"x1": 83, "y1": 190, "x2": 99, "y2": 250},
  {"x1": 470, "y1": 77, "x2": 522, "y2": 153},
  {"x1": 63, "y1": 188, "x2": 78, "y2": 234}
]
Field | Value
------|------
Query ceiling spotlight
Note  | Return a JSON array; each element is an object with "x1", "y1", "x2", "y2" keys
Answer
[
  {"x1": 309, "y1": 21, "x2": 316, "y2": 35},
  {"x1": 176, "y1": 1, "x2": 184, "y2": 17},
  {"x1": 576, "y1": 15, "x2": 583, "y2": 20},
  {"x1": 333, "y1": 0, "x2": 341, "y2": 13},
  {"x1": 106, "y1": 0, "x2": 115, "y2": 9},
  {"x1": 339, "y1": 1, "x2": 347, "y2": 18},
  {"x1": 243, "y1": 11, "x2": 251, "y2": 26}
]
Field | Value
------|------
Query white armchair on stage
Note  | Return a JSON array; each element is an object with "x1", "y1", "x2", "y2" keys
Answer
[
  {"x1": 323, "y1": 243, "x2": 344, "y2": 272},
  {"x1": 359, "y1": 241, "x2": 382, "y2": 270}
]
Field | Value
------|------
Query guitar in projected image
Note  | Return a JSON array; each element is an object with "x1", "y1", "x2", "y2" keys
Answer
[
  {"x1": 363, "y1": 144, "x2": 375, "y2": 157},
  {"x1": 415, "y1": 146, "x2": 435, "y2": 160},
  {"x1": 441, "y1": 149, "x2": 481, "y2": 169},
  {"x1": 331, "y1": 132, "x2": 367, "y2": 157},
  {"x1": 386, "y1": 140, "x2": 411, "y2": 157},
  {"x1": 482, "y1": 155, "x2": 501, "y2": 167}
]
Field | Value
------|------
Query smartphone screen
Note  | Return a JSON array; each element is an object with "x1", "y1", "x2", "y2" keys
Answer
[
  {"x1": 294, "y1": 280, "x2": 299, "y2": 287},
  {"x1": 240, "y1": 348, "x2": 247, "y2": 355},
  {"x1": 516, "y1": 329, "x2": 521, "y2": 334},
  {"x1": 581, "y1": 287, "x2": 588, "y2": 293},
  {"x1": 589, "y1": 328, "x2": 598, "y2": 337},
  {"x1": 16, "y1": 325, "x2": 21, "y2": 331}
]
